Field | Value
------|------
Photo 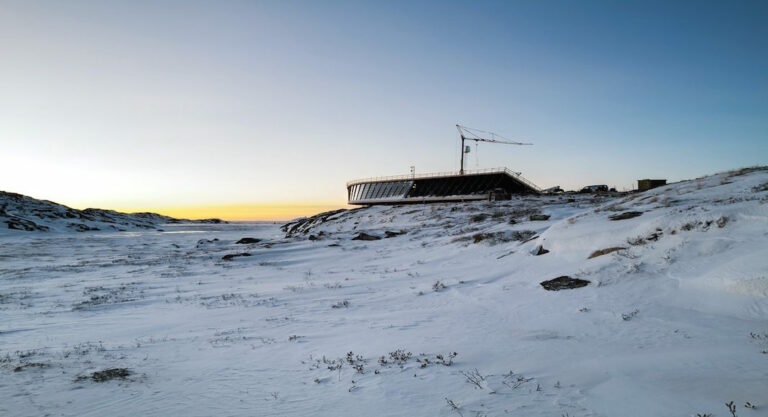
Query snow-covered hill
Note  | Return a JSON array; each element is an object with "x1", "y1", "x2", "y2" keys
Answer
[
  {"x1": 0, "y1": 191, "x2": 223, "y2": 233},
  {"x1": 1, "y1": 167, "x2": 766, "y2": 417}
]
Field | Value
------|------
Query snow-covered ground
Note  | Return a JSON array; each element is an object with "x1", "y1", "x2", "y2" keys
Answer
[{"x1": 2, "y1": 168, "x2": 767, "y2": 417}]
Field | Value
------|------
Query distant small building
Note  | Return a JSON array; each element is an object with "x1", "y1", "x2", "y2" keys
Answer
[
  {"x1": 637, "y1": 179, "x2": 667, "y2": 192},
  {"x1": 542, "y1": 186, "x2": 564, "y2": 194},
  {"x1": 580, "y1": 184, "x2": 609, "y2": 193}
]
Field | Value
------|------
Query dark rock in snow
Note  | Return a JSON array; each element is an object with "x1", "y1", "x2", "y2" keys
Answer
[
  {"x1": 221, "y1": 253, "x2": 251, "y2": 261},
  {"x1": 609, "y1": 211, "x2": 643, "y2": 221},
  {"x1": 533, "y1": 245, "x2": 549, "y2": 256},
  {"x1": 384, "y1": 230, "x2": 406, "y2": 238},
  {"x1": 540, "y1": 276, "x2": 590, "y2": 291},
  {"x1": 352, "y1": 232, "x2": 381, "y2": 241},
  {"x1": 5, "y1": 218, "x2": 49, "y2": 231},
  {"x1": 529, "y1": 214, "x2": 551, "y2": 221},
  {"x1": 196, "y1": 238, "x2": 220, "y2": 248},
  {"x1": 235, "y1": 237, "x2": 261, "y2": 244},
  {"x1": 67, "y1": 223, "x2": 100, "y2": 232},
  {"x1": 77, "y1": 368, "x2": 133, "y2": 382}
]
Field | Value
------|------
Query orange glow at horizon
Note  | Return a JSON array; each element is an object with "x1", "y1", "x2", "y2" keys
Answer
[{"x1": 113, "y1": 202, "x2": 349, "y2": 222}]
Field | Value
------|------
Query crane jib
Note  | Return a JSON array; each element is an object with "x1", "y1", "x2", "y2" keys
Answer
[{"x1": 456, "y1": 124, "x2": 533, "y2": 175}]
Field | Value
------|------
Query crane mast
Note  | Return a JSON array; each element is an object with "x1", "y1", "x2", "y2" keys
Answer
[{"x1": 456, "y1": 124, "x2": 532, "y2": 174}]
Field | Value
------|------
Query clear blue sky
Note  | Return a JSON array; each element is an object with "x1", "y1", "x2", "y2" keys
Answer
[{"x1": 1, "y1": 1, "x2": 766, "y2": 218}]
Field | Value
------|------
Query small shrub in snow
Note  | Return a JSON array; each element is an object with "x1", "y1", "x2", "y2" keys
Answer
[
  {"x1": 380, "y1": 349, "x2": 412, "y2": 366},
  {"x1": 415, "y1": 352, "x2": 457, "y2": 368},
  {"x1": 435, "y1": 352, "x2": 457, "y2": 366},
  {"x1": 460, "y1": 368, "x2": 487, "y2": 390},
  {"x1": 502, "y1": 371, "x2": 533, "y2": 390},
  {"x1": 621, "y1": 309, "x2": 639, "y2": 321},
  {"x1": 346, "y1": 351, "x2": 365, "y2": 374},
  {"x1": 445, "y1": 398, "x2": 462, "y2": 415},
  {"x1": 309, "y1": 355, "x2": 343, "y2": 372},
  {"x1": 725, "y1": 401, "x2": 737, "y2": 417},
  {"x1": 432, "y1": 280, "x2": 446, "y2": 292},
  {"x1": 716, "y1": 216, "x2": 728, "y2": 228},
  {"x1": 331, "y1": 300, "x2": 350, "y2": 309},
  {"x1": 749, "y1": 332, "x2": 768, "y2": 354}
]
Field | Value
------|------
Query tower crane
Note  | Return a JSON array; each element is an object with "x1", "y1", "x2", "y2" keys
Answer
[{"x1": 456, "y1": 124, "x2": 532, "y2": 175}]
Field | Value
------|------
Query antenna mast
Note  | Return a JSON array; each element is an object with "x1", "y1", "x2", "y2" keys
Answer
[{"x1": 456, "y1": 124, "x2": 532, "y2": 175}]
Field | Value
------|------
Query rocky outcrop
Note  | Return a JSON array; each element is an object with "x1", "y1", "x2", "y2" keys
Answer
[
  {"x1": 0, "y1": 190, "x2": 225, "y2": 233},
  {"x1": 281, "y1": 209, "x2": 349, "y2": 237}
]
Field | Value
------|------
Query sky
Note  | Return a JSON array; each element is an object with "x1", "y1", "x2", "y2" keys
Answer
[{"x1": 1, "y1": 0, "x2": 766, "y2": 220}]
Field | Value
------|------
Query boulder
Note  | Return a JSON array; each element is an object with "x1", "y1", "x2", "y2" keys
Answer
[
  {"x1": 540, "y1": 276, "x2": 590, "y2": 291},
  {"x1": 235, "y1": 237, "x2": 261, "y2": 244},
  {"x1": 609, "y1": 211, "x2": 642, "y2": 221},
  {"x1": 529, "y1": 214, "x2": 551, "y2": 221},
  {"x1": 221, "y1": 253, "x2": 251, "y2": 261},
  {"x1": 352, "y1": 232, "x2": 380, "y2": 241}
]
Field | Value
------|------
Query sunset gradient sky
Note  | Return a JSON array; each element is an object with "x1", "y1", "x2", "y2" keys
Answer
[{"x1": 2, "y1": 1, "x2": 766, "y2": 220}]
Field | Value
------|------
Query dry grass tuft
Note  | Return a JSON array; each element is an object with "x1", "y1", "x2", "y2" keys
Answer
[{"x1": 588, "y1": 247, "x2": 626, "y2": 259}]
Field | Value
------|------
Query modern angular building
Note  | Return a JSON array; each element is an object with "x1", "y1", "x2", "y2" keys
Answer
[{"x1": 347, "y1": 168, "x2": 540, "y2": 205}]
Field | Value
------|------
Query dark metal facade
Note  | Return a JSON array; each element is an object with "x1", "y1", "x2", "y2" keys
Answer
[{"x1": 347, "y1": 169, "x2": 539, "y2": 205}]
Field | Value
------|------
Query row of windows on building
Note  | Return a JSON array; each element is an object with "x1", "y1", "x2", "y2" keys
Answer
[{"x1": 348, "y1": 180, "x2": 413, "y2": 202}]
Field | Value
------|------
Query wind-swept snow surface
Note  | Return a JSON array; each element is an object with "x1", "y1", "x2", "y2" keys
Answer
[{"x1": 2, "y1": 168, "x2": 767, "y2": 417}]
